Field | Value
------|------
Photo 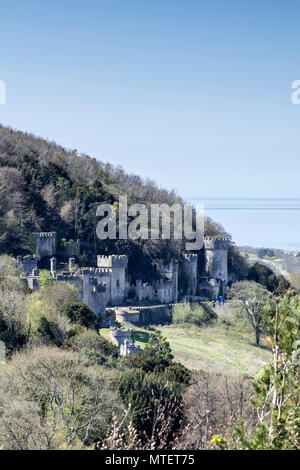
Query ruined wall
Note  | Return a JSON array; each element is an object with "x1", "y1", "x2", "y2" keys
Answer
[
  {"x1": 110, "y1": 328, "x2": 140, "y2": 356},
  {"x1": 55, "y1": 270, "x2": 106, "y2": 315},
  {"x1": 26, "y1": 269, "x2": 40, "y2": 290},
  {"x1": 171, "y1": 262, "x2": 179, "y2": 302},
  {"x1": 135, "y1": 279, "x2": 173, "y2": 303},
  {"x1": 115, "y1": 307, "x2": 140, "y2": 324},
  {"x1": 57, "y1": 239, "x2": 80, "y2": 258}
]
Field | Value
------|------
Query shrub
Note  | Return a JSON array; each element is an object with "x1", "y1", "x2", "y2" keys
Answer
[
  {"x1": 172, "y1": 302, "x2": 216, "y2": 327},
  {"x1": 61, "y1": 301, "x2": 101, "y2": 330},
  {"x1": 66, "y1": 328, "x2": 118, "y2": 357}
]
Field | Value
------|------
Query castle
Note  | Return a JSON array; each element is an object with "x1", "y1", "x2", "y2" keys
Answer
[{"x1": 21, "y1": 232, "x2": 229, "y2": 321}]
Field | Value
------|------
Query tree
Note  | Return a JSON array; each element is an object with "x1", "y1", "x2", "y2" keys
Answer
[
  {"x1": 66, "y1": 328, "x2": 118, "y2": 358},
  {"x1": 38, "y1": 269, "x2": 54, "y2": 289},
  {"x1": 229, "y1": 281, "x2": 269, "y2": 345},
  {"x1": 62, "y1": 301, "x2": 100, "y2": 330},
  {"x1": 118, "y1": 368, "x2": 181, "y2": 441},
  {"x1": 234, "y1": 293, "x2": 300, "y2": 449},
  {"x1": 0, "y1": 275, "x2": 27, "y2": 353},
  {"x1": 289, "y1": 272, "x2": 300, "y2": 292},
  {"x1": 26, "y1": 282, "x2": 78, "y2": 346},
  {"x1": 0, "y1": 255, "x2": 24, "y2": 277},
  {"x1": 247, "y1": 262, "x2": 290, "y2": 295},
  {"x1": 257, "y1": 248, "x2": 274, "y2": 259},
  {"x1": 0, "y1": 167, "x2": 26, "y2": 213},
  {"x1": 0, "y1": 347, "x2": 124, "y2": 449},
  {"x1": 144, "y1": 330, "x2": 174, "y2": 362},
  {"x1": 177, "y1": 371, "x2": 254, "y2": 449}
]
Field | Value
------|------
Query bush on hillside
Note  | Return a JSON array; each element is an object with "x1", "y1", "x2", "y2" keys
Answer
[{"x1": 172, "y1": 302, "x2": 217, "y2": 327}]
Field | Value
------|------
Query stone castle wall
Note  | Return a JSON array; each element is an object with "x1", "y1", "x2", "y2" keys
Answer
[{"x1": 57, "y1": 239, "x2": 80, "y2": 258}]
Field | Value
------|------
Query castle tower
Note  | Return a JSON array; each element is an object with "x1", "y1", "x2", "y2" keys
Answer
[
  {"x1": 35, "y1": 232, "x2": 56, "y2": 260},
  {"x1": 81, "y1": 269, "x2": 106, "y2": 315},
  {"x1": 69, "y1": 258, "x2": 75, "y2": 270},
  {"x1": 97, "y1": 255, "x2": 128, "y2": 304},
  {"x1": 184, "y1": 254, "x2": 198, "y2": 295},
  {"x1": 204, "y1": 237, "x2": 229, "y2": 284}
]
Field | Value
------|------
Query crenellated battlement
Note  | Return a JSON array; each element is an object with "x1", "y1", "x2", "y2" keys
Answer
[
  {"x1": 35, "y1": 232, "x2": 56, "y2": 239},
  {"x1": 97, "y1": 254, "x2": 128, "y2": 268},
  {"x1": 204, "y1": 237, "x2": 230, "y2": 250},
  {"x1": 81, "y1": 267, "x2": 112, "y2": 275},
  {"x1": 184, "y1": 253, "x2": 198, "y2": 263},
  {"x1": 35, "y1": 232, "x2": 56, "y2": 259}
]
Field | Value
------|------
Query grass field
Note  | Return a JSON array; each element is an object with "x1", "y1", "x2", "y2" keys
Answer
[
  {"x1": 100, "y1": 314, "x2": 271, "y2": 378},
  {"x1": 158, "y1": 324, "x2": 271, "y2": 377}
]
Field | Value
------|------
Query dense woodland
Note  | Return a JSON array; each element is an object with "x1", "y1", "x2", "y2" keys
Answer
[
  {"x1": 0, "y1": 124, "x2": 248, "y2": 283},
  {"x1": 0, "y1": 125, "x2": 299, "y2": 450}
]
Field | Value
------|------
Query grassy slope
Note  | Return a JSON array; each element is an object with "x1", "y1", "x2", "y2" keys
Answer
[
  {"x1": 101, "y1": 318, "x2": 271, "y2": 378},
  {"x1": 158, "y1": 324, "x2": 271, "y2": 377}
]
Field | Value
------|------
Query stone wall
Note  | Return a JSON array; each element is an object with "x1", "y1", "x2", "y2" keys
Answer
[
  {"x1": 115, "y1": 307, "x2": 140, "y2": 324},
  {"x1": 57, "y1": 239, "x2": 80, "y2": 258},
  {"x1": 17, "y1": 256, "x2": 38, "y2": 276},
  {"x1": 135, "y1": 279, "x2": 173, "y2": 304}
]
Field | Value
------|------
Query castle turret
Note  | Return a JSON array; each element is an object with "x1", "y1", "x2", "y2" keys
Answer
[
  {"x1": 204, "y1": 237, "x2": 229, "y2": 284},
  {"x1": 69, "y1": 258, "x2": 75, "y2": 270},
  {"x1": 35, "y1": 232, "x2": 56, "y2": 260},
  {"x1": 184, "y1": 254, "x2": 198, "y2": 296},
  {"x1": 97, "y1": 254, "x2": 128, "y2": 269},
  {"x1": 50, "y1": 257, "x2": 56, "y2": 276},
  {"x1": 97, "y1": 255, "x2": 128, "y2": 304}
]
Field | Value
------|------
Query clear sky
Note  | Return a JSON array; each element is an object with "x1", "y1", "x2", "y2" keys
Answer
[{"x1": 1, "y1": 1, "x2": 300, "y2": 246}]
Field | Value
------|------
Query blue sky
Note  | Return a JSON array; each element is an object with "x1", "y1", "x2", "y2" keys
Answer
[{"x1": 1, "y1": 1, "x2": 300, "y2": 246}]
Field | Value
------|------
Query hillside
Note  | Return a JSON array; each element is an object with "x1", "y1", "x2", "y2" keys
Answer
[
  {"x1": 239, "y1": 245, "x2": 300, "y2": 275},
  {"x1": 0, "y1": 124, "x2": 245, "y2": 283},
  {"x1": 102, "y1": 302, "x2": 271, "y2": 378}
]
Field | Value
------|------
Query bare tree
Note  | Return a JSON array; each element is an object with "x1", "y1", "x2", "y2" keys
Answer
[
  {"x1": 0, "y1": 347, "x2": 124, "y2": 450},
  {"x1": 174, "y1": 371, "x2": 255, "y2": 449},
  {"x1": 229, "y1": 281, "x2": 270, "y2": 345}
]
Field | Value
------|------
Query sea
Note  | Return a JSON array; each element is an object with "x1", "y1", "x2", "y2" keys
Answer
[{"x1": 188, "y1": 198, "x2": 300, "y2": 250}]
